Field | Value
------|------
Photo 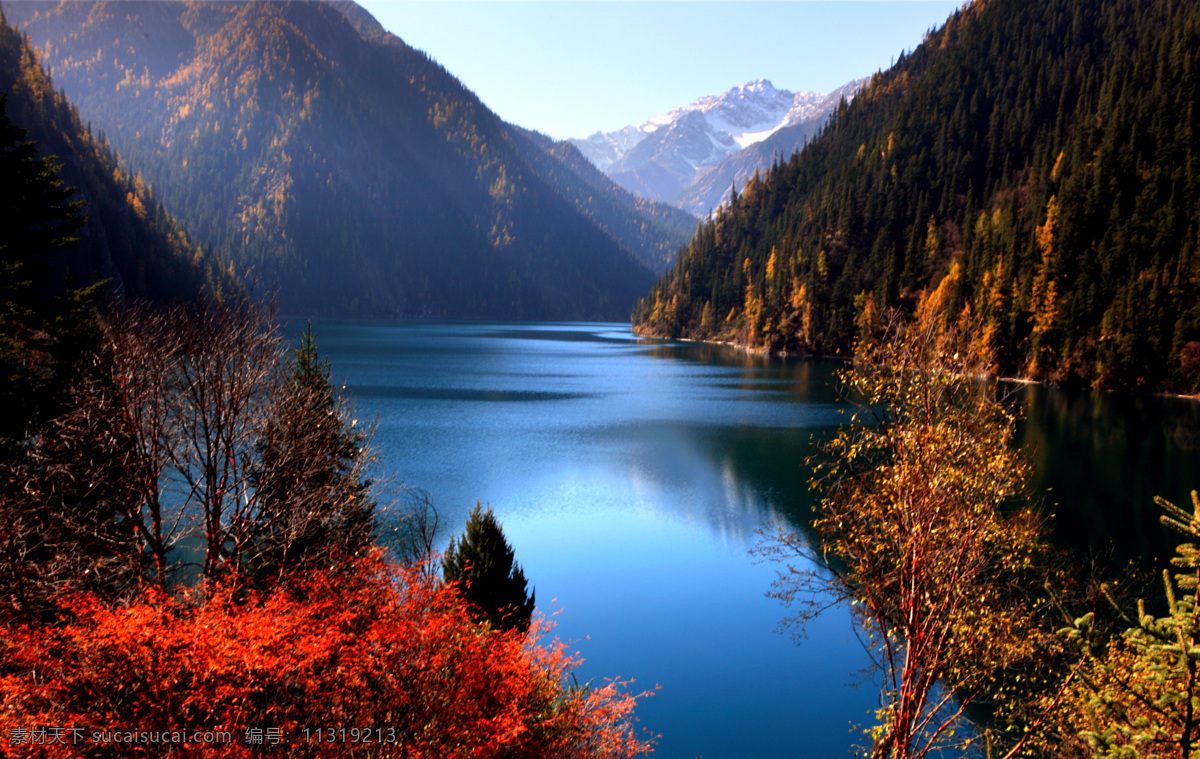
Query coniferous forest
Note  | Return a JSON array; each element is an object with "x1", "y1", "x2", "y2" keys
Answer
[{"x1": 634, "y1": 0, "x2": 1200, "y2": 394}]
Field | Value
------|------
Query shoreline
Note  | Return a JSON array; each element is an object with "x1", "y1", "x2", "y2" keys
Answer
[{"x1": 632, "y1": 327, "x2": 1200, "y2": 403}]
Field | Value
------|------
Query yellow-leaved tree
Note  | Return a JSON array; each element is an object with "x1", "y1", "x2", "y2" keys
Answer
[{"x1": 762, "y1": 317, "x2": 1072, "y2": 758}]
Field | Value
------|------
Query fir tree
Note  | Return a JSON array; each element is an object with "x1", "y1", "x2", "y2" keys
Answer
[
  {"x1": 443, "y1": 503, "x2": 535, "y2": 634},
  {"x1": 0, "y1": 94, "x2": 90, "y2": 440},
  {"x1": 250, "y1": 324, "x2": 374, "y2": 583},
  {"x1": 1065, "y1": 491, "x2": 1200, "y2": 757}
]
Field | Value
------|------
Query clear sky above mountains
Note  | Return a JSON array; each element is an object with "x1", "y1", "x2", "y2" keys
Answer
[{"x1": 358, "y1": 1, "x2": 963, "y2": 140}]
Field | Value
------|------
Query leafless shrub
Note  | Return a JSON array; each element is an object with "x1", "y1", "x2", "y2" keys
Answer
[{"x1": 389, "y1": 487, "x2": 442, "y2": 580}]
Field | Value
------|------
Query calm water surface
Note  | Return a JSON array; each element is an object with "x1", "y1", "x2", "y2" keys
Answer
[{"x1": 298, "y1": 320, "x2": 1200, "y2": 759}]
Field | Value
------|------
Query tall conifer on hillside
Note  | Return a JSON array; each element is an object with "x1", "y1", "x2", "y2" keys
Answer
[{"x1": 0, "y1": 95, "x2": 91, "y2": 439}]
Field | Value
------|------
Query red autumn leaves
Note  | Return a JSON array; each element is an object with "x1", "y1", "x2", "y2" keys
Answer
[{"x1": 0, "y1": 553, "x2": 654, "y2": 758}]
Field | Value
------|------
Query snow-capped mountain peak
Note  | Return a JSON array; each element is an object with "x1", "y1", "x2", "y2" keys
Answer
[
  {"x1": 648, "y1": 78, "x2": 796, "y2": 143},
  {"x1": 568, "y1": 76, "x2": 866, "y2": 207}
]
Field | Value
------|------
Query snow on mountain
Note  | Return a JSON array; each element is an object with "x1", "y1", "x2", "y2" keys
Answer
[
  {"x1": 572, "y1": 124, "x2": 648, "y2": 171},
  {"x1": 675, "y1": 78, "x2": 869, "y2": 216},
  {"x1": 569, "y1": 77, "x2": 866, "y2": 206},
  {"x1": 653, "y1": 79, "x2": 795, "y2": 145}
]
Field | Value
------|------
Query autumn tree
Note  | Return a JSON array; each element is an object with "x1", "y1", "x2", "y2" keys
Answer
[
  {"x1": 763, "y1": 319, "x2": 1065, "y2": 759},
  {"x1": 0, "y1": 355, "x2": 145, "y2": 622},
  {"x1": 391, "y1": 486, "x2": 442, "y2": 580},
  {"x1": 443, "y1": 503, "x2": 536, "y2": 634},
  {"x1": 149, "y1": 297, "x2": 281, "y2": 583},
  {"x1": 100, "y1": 304, "x2": 185, "y2": 591}
]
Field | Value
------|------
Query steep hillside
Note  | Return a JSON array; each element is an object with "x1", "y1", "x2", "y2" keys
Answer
[
  {"x1": 0, "y1": 7, "x2": 218, "y2": 302},
  {"x1": 507, "y1": 127, "x2": 696, "y2": 273},
  {"x1": 634, "y1": 0, "x2": 1200, "y2": 393},
  {"x1": 328, "y1": 0, "x2": 697, "y2": 273},
  {"x1": 3, "y1": 0, "x2": 663, "y2": 319}
]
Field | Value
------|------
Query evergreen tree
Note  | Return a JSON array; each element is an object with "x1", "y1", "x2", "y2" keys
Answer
[
  {"x1": 0, "y1": 94, "x2": 90, "y2": 440},
  {"x1": 443, "y1": 504, "x2": 536, "y2": 634},
  {"x1": 1065, "y1": 491, "x2": 1200, "y2": 756},
  {"x1": 250, "y1": 325, "x2": 375, "y2": 583}
]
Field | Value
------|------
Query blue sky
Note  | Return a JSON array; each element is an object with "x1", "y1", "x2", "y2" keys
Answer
[{"x1": 358, "y1": 1, "x2": 964, "y2": 140}]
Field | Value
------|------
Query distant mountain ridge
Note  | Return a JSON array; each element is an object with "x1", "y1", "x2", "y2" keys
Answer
[
  {"x1": 570, "y1": 78, "x2": 865, "y2": 213},
  {"x1": 505, "y1": 126, "x2": 697, "y2": 274},
  {"x1": 3, "y1": 0, "x2": 682, "y2": 318}
]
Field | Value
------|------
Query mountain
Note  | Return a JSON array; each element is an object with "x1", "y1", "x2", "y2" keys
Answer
[
  {"x1": 506, "y1": 127, "x2": 697, "y2": 274},
  {"x1": 324, "y1": 0, "x2": 696, "y2": 272},
  {"x1": 633, "y1": 0, "x2": 1200, "y2": 394},
  {"x1": 570, "y1": 78, "x2": 865, "y2": 209},
  {"x1": 672, "y1": 80, "x2": 865, "y2": 217},
  {"x1": 0, "y1": 7, "x2": 218, "y2": 303},
  {"x1": 1, "y1": 0, "x2": 671, "y2": 319}
]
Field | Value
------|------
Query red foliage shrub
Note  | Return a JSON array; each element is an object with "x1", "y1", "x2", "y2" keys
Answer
[{"x1": 0, "y1": 554, "x2": 653, "y2": 758}]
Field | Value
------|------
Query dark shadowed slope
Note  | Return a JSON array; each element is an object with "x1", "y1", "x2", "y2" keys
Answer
[
  {"x1": 0, "y1": 7, "x2": 219, "y2": 302},
  {"x1": 4, "y1": 0, "x2": 668, "y2": 319}
]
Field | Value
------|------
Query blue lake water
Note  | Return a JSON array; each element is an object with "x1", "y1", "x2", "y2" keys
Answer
[{"x1": 297, "y1": 319, "x2": 1200, "y2": 759}]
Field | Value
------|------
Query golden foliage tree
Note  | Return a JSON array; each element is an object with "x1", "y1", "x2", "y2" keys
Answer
[{"x1": 763, "y1": 318, "x2": 1067, "y2": 758}]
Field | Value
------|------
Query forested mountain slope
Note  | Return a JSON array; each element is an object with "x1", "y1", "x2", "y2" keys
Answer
[
  {"x1": 3, "y1": 0, "x2": 665, "y2": 319},
  {"x1": 0, "y1": 8, "x2": 218, "y2": 302},
  {"x1": 634, "y1": 0, "x2": 1200, "y2": 393},
  {"x1": 507, "y1": 126, "x2": 696, "y2": 274}
]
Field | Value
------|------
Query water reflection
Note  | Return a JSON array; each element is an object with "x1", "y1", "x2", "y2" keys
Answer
[
  {"x1": 290, "y1": 319, "x2": 1200, "y2": 758},
  {"x1": 1016, "y1": 384, "x2": 1200, "y2": 565},
  {"x1": 354, "y1": 386, "x2": 594, "y2": 403},
  {"x1": 295, "y1": 320, "x2": 871, "y2": 759}
]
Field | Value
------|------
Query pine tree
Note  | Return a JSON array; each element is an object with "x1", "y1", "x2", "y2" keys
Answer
[
  {"x1": 0, "y1": 94, "x2": 90, "y2": 440},
  {"x1": 1066, "y1": 491, "x2": 1200, "y2": 757},
  {"x1": 442, "y1": 503, "x2": 535, "y2": 634},
  {"x1": 250, "y1": 325, "x2": 374, "y2": 583}
]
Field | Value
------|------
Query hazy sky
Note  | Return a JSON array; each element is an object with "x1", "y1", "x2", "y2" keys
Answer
[{"x1": 357, "y1": 1, "x2": 963, "y2": 140}]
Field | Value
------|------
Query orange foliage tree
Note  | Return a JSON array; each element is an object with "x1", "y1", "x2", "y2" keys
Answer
[{"x1": 0, "y1": 553, "x2": 654, "y2": 758}]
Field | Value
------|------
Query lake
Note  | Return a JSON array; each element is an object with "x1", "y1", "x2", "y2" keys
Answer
[{"x1": 298, "y1": 319, "x2": 1200, "y2": 759}]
